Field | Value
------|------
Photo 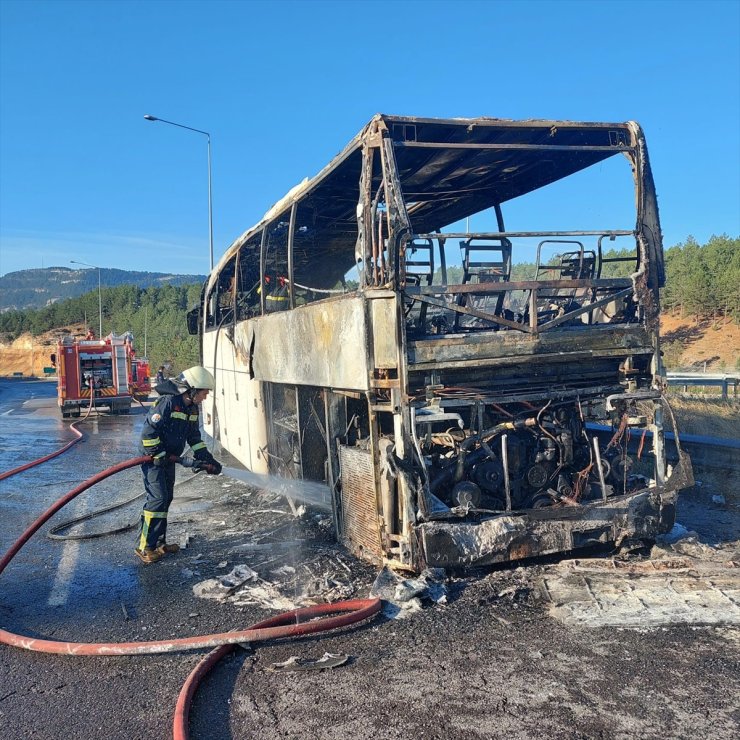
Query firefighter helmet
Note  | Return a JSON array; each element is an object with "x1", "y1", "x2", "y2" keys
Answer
[{"x1": 178, "y1": 366, "x2": 215, "y2": 391}]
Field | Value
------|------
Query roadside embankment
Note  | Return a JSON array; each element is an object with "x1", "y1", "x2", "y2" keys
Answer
[{"x1": 0, "y1": 324, "x2": 87, "y2": 377}]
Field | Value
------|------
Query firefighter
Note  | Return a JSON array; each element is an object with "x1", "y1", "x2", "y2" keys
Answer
[
  {"x1": 135, "y1": 365, "x2": 222, "y2": 564},
  {"x1": 262, "y1": 275, "x2": 289, "y2": 312}
]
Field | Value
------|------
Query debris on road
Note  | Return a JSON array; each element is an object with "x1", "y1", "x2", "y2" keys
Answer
[
  {"x1": 541, "y1": 532, "x2": 740, "y2": 628},
  {"x1": 191, "y1": 556, "x2": 357, "y2": 612},
  {"x1": 370, "y1": 566, "x2": 448, "y2": 619},
  {"x1": 268, "y1": 652, "x2": 350, "y2": 672}
]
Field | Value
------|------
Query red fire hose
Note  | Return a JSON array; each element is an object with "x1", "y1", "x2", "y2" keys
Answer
[
  {"x1": 0, "y1": 455, "x2": 382, "y2": 737},
  {"x1": 172, "y1": 604, "x2": 378, "y2": 740},
  {"x1": 0, "y1": 420, "x2": 84, "y2": 481},
  {"x1": 0, "y1": 384, "x2": 99, "y2": 483}
]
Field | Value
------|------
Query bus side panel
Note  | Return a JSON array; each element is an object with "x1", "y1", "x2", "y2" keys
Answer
[
  {"x1": 202, "y1": 326, "x2": 222, "y2": 439},
  {"x1": 203, "y1": 325, "x2": 269, "y2": 474},
  {"x1": 250, "y1": 295, "x2": 370, "y2": 391},
  {"x1": 231, "y1": 376, "x2": 268, "y2": 474}
]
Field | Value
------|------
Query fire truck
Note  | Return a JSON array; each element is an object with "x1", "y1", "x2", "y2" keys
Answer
[
  {"x1": 55, "y1": 333, "x2": 149, "y2": 417},
  {"x1": 130, "y1": 356, "x2": 151, "y2": 402}
]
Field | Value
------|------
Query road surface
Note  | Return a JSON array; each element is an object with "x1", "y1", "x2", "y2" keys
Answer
[{"x1": 0, "y1": 378, "x2": 738, "y2": 739}]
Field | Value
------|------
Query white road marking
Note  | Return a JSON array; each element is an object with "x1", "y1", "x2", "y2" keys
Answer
[
  {"x1": 47, "y1": 494, "x2": 90, "y2": 606},
  {"x1": 47, "y1": 539, "x2": 80, "y2": 606}
]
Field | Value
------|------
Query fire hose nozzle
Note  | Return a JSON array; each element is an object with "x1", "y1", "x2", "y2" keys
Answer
[{"x1": 175, "y1": 456, "x2": 218, "y2": 474}]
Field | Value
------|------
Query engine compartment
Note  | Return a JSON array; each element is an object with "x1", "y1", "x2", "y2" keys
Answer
[{"x1": 415, "y1": 397, "x2": 653, "y2": 516}]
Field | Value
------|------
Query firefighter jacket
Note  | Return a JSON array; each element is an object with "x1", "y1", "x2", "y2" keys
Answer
[
  {"x1": 139, "y1": 379, "x2": 215, "y2": 464},
  {"x1": 265, "y1": 279, "x2": 289, "y2": 312}
]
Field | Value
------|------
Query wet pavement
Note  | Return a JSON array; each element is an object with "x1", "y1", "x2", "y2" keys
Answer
[
  {"x1": 1, "y1": 378, "x2": 739, "y2": 739},
  {"x1": 0, "y1": 378, "x2": 374, "y2": 739}
]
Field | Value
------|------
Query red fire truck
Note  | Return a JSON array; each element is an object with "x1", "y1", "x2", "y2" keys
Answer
[
  {"x1": 130, "y1": 356, "x2": 151, "y2": 401},
  {"x1": 55, "y1": 333, "x2": 149, "y2": 417}
]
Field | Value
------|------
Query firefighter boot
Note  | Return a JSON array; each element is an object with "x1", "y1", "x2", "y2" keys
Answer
[{"x1": 134, "y1": 547, "x2": 164, "y2": 564}]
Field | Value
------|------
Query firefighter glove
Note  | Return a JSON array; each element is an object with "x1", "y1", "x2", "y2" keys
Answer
[
  {"x1": 193, "y1": 459, "x2": 222, "y2": 475},
  {"x1": 151, "y1": 454, "x2": 165, "y2": 467}
]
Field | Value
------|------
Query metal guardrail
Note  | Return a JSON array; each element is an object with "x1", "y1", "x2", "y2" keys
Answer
[
  {"x1": 588, "y1": 423, "x2": 740, "y2": 473},
  {"x1": 666, "y1": 373, "x2": 739, "y2": 400}
]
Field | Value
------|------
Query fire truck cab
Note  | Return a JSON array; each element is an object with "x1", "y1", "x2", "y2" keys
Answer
[{"x1": 56, "y1": 333, "x2": 142, "y2": 417}]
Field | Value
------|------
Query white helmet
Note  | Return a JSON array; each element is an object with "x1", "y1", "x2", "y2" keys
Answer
[{"x1": 178, "y1": 366, "x2": 215, "y2": 391}]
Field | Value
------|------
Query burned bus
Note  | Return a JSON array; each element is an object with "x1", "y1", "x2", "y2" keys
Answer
[{"x1": 189, "y1": 114, "x2": 692, "y2": 571}]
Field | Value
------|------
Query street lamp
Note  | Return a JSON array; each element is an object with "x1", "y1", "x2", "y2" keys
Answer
[
  {"x1": 144, "y1": 114, "x2": 214, "y2": 271},
  {"x1": 71, "y1": 260, "x2": 102, "y2": 338}
]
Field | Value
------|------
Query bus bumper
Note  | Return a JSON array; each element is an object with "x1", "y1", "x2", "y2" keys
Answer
[{"x1": 419, "y1": 455, "x2": 693, "y2": 568}]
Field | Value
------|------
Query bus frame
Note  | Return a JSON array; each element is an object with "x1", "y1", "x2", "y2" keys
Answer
[{"x1": 189, "y1": 114, "x2": 692, "y2": 571}]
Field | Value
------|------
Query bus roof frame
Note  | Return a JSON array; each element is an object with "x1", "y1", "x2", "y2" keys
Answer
[{"x1": 209, "y1": 114, "x2": 663, "y2": 294}]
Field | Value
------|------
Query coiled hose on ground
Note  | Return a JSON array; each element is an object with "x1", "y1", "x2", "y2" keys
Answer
[{"x1": 0, "y1": 454, "x2": 382, "y2": 738}]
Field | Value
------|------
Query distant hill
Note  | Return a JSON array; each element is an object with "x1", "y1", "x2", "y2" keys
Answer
[{"x1": 0, "y1": 266, "x2": 207, "y2": 311}]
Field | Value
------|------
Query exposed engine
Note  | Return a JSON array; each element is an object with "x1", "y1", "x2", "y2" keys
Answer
[{"x1": 419, "y1": 401, "x2": 645, "y2": 513}]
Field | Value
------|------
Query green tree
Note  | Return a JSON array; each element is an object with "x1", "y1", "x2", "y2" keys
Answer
[
  {"x1": 0, "y1": 283, "x2": 204, "y2": 372},
  {"x1": 662, "y1": 235, "x2": 739, "y2": 321}
]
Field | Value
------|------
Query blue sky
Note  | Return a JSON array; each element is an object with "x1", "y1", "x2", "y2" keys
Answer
[{"x1": 0, "y1": 0, "x2": 738, "y2": 278}]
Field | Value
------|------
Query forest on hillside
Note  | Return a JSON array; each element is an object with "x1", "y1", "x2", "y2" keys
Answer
[
  {"x1": 0, "y1": 283, "x2": 202, "y2": 372},
  {"x1": 662, "y1": 235, "x2": 739, "y2": 320},
  {"x1": 0, "y1": 235, "x2": 736, "y2": 372},
  {"x1": 0, "y1": 266, "x2": 206, "y2": 311}
]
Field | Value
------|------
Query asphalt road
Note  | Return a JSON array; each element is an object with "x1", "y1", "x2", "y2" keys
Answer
[{"x1": 0, "y1": 378, "x2": 738, "y2": 740}]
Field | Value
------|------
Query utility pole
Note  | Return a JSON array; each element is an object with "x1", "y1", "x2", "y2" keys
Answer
[{"x1": 144, "y1": 114, "x2": 214, "y2": 270}]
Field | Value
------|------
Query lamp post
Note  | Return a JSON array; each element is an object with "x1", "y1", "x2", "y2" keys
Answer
[
  {"x1": 144, "y1": 114, "x2": 214, "y2": 271},
  {"x1": 71, "y1": 260, "x2": 102, "y2": 338}
]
